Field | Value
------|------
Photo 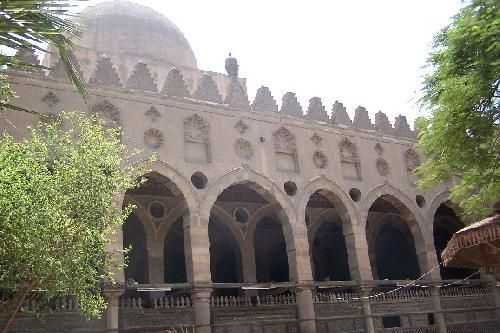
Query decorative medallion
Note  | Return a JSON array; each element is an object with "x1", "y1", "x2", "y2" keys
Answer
[
  {"x1": 42, "y1": 91, "x2": 60, "y2": 108},
  {"x1": 145, "y1": 106, "x2": 160, "y2": 122},
  {"x1": 144, "y1": 128, "x2": 163, "y2": 149},
  {"x1": 311, "y1": 132, "x2": 323, "y2": 146},
  {"x1": 235, "y1": 119, "x2": 248, "y2": 134},
  {"x1": 313, "y1": 151, "x2": 328, "y2": 169},
  {"x1": 234, "y1": 138, "x2": 253, "y2": 160},
  {"x1": 375, "y1": 143, "x2": 384, "y2": 155},
  {"x1": 376, "y1": 158, "x2": 390, "y2": 176}
]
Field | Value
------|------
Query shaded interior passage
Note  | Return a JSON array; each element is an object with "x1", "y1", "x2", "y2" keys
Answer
[{"x1": 254, "y1": 217, "x2": 289, "y2": 283}]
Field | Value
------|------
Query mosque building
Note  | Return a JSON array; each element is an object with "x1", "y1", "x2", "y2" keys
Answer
[{"x1": 2, "y1": 1, "x2": 499, "y2": 332}]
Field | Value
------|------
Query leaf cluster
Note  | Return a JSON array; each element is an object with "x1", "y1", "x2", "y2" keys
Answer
[
  {"x1": 0, "y1": 112, "x2": 148, "y2": 317},
  {"x1": 0, "y1": 1, "x2": 87, "y2": 113},
  {"x1": 417, "y1": 0, "x2": 500, "y2": 220}
]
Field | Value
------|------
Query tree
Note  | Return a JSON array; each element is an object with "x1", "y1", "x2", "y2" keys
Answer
[
  {"x1": 0, "y1": 0, "x2": 87, "y2": 113},
  {"x1": 0, "y1": 112, "x2": 148, "y2": 332},
  {"x1": 416, "y1": 0, "x2": 499, "y2": 220}
]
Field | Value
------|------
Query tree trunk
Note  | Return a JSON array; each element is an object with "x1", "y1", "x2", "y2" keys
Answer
[{"x1": 0, "y1": 280, "x2": 37, "y2": 333}]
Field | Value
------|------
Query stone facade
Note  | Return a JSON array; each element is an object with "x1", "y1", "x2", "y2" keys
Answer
[{"x1": 1, "y1": 1, "x2": 499, "y2": 333}]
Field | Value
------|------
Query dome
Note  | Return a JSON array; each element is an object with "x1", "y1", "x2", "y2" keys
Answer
[{"x1": 75, "y1": 1, "x2": 197, "y2": 70}]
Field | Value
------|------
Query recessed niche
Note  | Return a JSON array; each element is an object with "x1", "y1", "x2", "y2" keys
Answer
[
  {"x1": 148, "y1": 201, "x2": 165, "y2": 219},
  {"x1": 416, "y1": 195, "x2": 426, "y2": 208},
  {"x1": 234, "y1": 207, "x2": 249, "y2": 223},
  {"x1": 284, "y1": 181, "x2": 297, "y2": 196},
  {"x1": 349, "y1": 188, "x2": 361, "y2": 202},
  {"x1": 191, "y1": 171, "x2": 208, "y2": 189}
]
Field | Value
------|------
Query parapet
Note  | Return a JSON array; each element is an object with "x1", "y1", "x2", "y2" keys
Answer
[{"x1": 13, "y1": 51, "x2": 418, "y2": 140}]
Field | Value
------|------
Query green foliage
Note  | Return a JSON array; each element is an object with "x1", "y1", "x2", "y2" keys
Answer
[
  {"x1": 0, "y1": 112, "x2": 148, "y2": 318},
  {"x1": 0, "y1": 0, "x2": 87, "y2": 113},
  {"x1": 417, "y1": 0, "x2": 500, "y2": 220}
]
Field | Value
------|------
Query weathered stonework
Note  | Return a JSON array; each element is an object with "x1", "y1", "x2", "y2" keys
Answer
[
  {"x1": 331, "y1": 101, "x2": 352, "y2": 126},
  {"x1": 161, "y1": 67, "x2": 190, "y2": 98},
  {"x1": 306, "y1": 97, "x2": 329, "y2": 122},
  {"x1": 126, "y1": 62, "x2": 157, "y2": 92},
  {"x1": 144, "y1": 128, "x2": 164, "y2": 149},
  {"x1": 193, "y1": 74, "x2": 222, "y2": 103},
  {"x1": 281, "y1": 92, "x2": 303, "y2": 117},
  {"x1": 234, "y1": 138, "x2": 254, "y2": 160},
  {"x1": 251, "y1": 86, "x2": 278, "y2": 113},
  {"x1": 42, "y1": 91, "x2": 60, "y2": 108},
  {"x1": 90, "y1": 55, "x2": 122, "y2": 88},
  {"x1": 3, "y1": 3, "x2": 494, "y2": 333}
]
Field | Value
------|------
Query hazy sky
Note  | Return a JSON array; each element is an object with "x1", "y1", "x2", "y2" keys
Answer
[{"x1": 77, "y1": 0, "x2": 463, "y2": 126}]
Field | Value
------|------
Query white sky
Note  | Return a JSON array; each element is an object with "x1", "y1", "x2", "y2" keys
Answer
[{"x1": 77, "y1": 0, "x2": 463, "y2": 126}]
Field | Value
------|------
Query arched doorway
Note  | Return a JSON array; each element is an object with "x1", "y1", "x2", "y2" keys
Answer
[
  {"x1": 207, "y1": 181, "x2": 294, "y2": 292},
  {"x1": 366, "y1": 196, "x2": 421, "y2": 280},
  {"x1": 164, "y1": 218, "x2": 187, "y2": 283},
  {"x1": 306, "y1": 191, "x2": 350, "y2": 281},
  {"x1": 123, "y1": 212, "x2": 149, "y2": 284},
  {"x1": 123, "y1": 171, "x2": 190, "y2": 287},
  {"x1": 209, "y1": 217, "x2": 243, "y2": 284},
  {"x1": 254, "y1": 216, "x2": 289, "y2": 283},
  {"x1": 433, "y1": 203, "x2": 475, "y2": 279}
]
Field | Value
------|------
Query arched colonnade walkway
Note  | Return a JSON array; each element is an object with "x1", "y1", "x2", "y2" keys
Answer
[{"x1": 108, "y1": 161, "x2": 473, "y2": 333}]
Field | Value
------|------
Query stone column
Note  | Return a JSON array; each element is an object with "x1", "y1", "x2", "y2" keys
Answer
[
  {"x1": 358, "y1": 289, "x2": 375, "y2": 333},
  {"x1": 103, "y1": 288, "x2": 124, "y2": 333},
  {"x1": 286, "y1": 217, "x2": 317, "y2": 333},
  {"x1": 148, "y1": 238, "x2": 164, "y2": 284},
  {"x1": 485, "y1": 274, "x2": 500, "y2": 327},
  {"x1": 430, "y1": 285, "x2": 447, "y2": 333},
  {"x1": 422, "y1": 226, "x2": 447, "y2": 333},
  {"x1": 344, "y1": 231, "x2": 373, "y2": 281},
  {"x1": 184, "y1": 213, "x2": 212, "y2": 332},
  {"x1": 192, "y1": 289, "x2": 212, "y2": 333},
  {"x1": 296, "y1": 287, "x2": 317, "y2": 333},
  {"x1": 344, "y1": 230, "x2": 376, "y2": 333}
]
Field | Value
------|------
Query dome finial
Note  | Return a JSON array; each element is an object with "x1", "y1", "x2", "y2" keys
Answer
[{"x1": 225, "y1": 52, "x2": 239, "y2": 79}]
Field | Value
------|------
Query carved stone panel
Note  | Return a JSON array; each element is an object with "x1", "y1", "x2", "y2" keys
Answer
[
  {"x1": 313, "y1": 151, "x2": 328, "y2": 169},
  {"x1": 234, "y1": 138, "x2": 253, "y2": 160},
  {"x1": 376, "y1": 158, "x2": 390, "y2": 176},
  {"x1": 144, "y1": 128, "x2": 163, "y2": 149},
  {"x1": 184, "y1": 113, "x2": 211, "y2": 163},
  {"x1": 311, "y1": 132, "x2": 322, "y2": 145},
  {"x1": 42, "y1": 91, "x2": 60, "y2": 108},
  {"x1": 404, "y1": 148, "x2": 421, "y2": 186},
  {"x1": 273, "y1": 126, "x2": 299, "y2": 173},
  {"x1": 339, "y1": 137, "x2": 361, "y2": 180},
  {"x1": 145, "y1": 106, "x2": 160, "y2": 122},
  {"x1": 91, "y1": 100, "x2": 120, "y2": 127},
  {"x1": 235, "y1": 119, "x2": 248, "y2": 134}
]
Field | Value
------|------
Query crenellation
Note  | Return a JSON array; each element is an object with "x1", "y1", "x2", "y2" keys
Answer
[
  {"x1": 306, "y1": 97, "x2": 329, "y2": 122},
  {"x1": 161, "y1": 67, "x2": 190, "y2": 98},
  {"x1": 13, "y1": 48, "x2": 42, "y2": 74},
  {"x1": 374, "y1": 110, "x2": 392, "y2": 135},
  {"x1": 394, "y1": 115, "x2": 415, "y2": 139},
  {"x1": 224, "y1": 79, "x2": 250, "y2": 109},
  {"x1": 280, "y1": 92, "x2": 303, "y2": 117},
  {"x1": 330, "y1": 100, "x2": 352, "y2": 126},
  {"x1": 251, "y1": 86, "x2": 278, "y2": 113},
  {"x1": 50, "y1": 53, "x2": 83, "y2": 81},
  {"x1": 89, "y1": 55, "x2": 122, "y2": 88},
  {"x1": 353, "y1": 106, "x2": 374, "y2": 130},
  {"x1": 126, "y1": 61, "x2": 157, "y2": 93},
  {"x1": 193, "y1": 74, "x2": 222, "y2": 103}
]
